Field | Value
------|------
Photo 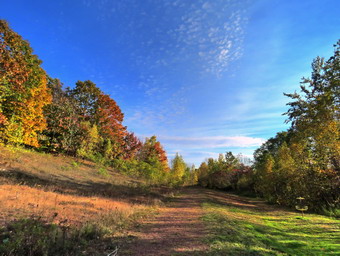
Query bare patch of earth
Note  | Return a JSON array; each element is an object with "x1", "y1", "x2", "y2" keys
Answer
[{"x1": 120, "y1": 187, "x2": 209, "y2": 255}]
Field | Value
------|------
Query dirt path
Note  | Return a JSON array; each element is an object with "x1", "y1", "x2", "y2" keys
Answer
[
  {"x1": 122, "y1": 187, "x2": 209, "y2": 256},
  {"x1": 120, "y1": 187, "x2": 273, "y2": 256}
]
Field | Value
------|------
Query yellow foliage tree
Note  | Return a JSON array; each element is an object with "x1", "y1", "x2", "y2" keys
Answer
[{"x1": 0, "y1": 20, "x2": 51, "y2": 147}]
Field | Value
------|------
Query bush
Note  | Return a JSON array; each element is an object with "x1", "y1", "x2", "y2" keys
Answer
[
  {"x1": 113, "y1": 158, "x2": 170, "y2": 185},
  {"x1": 322, "y1": 207, "x2": 340, "y2": 218}
]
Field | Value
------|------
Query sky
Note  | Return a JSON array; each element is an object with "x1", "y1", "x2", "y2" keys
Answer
[{"x1": 2, "y1": 0, "x2": 339, "y2": 165}]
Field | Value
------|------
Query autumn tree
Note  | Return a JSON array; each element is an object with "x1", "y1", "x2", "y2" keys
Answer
[
  {"x1": 0, "y1": 19, "x2": 173, "y2": 185},
  {"x1": 67, "y1": 81, "x2": 130, "y2": 159},
  {"x1": 123, "y1": 132, "x2": 142, "y2": 160},
  {"x1": 139, "y1": 136, "x2": 169, "y2": 169},
  {"x1": 197, "y1": 162, "x2": 209, "y2": 187},
  {"x1": 282, "y1": 41, "x2": 339, "y2": 211},
  {"x1": 185, "y1": 164, "x2": 198, "y2": 185},
  {"x1": 170, "y1": 153, "x2": 186, "y2": 184},
  {"x1": 252, "y1": 41, "x2": 340, "y2": 213},
  {"x1": 0, "y1": 20, "x2": 51, "y2": 147},
  {"x1": 197, "y1": 152, "x2": 242, "y2": 189},
  {"x1": 96, "y1": 93, "x2": 127, "y2": 158},
  {"x1": 77, "y1": 122, "x2": 100, "y2": 158}
]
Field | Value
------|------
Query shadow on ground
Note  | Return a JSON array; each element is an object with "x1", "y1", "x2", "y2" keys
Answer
[{"x1": 0, "y1": 167, "x2": 170, "y2": 204}]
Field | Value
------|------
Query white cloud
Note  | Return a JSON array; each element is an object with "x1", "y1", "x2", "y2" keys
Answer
[
  {"x1": 170, "y1": 2, "x2": 248, "y2": 76},
  {"x1": 158, "y1": 135, "x2": 265, "y2": 149}
]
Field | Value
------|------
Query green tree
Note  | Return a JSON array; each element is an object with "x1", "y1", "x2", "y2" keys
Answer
[
  {"x1": 284, "y1": 41, "x2": 339, "y2": 211},
  {"x1": 198, "y1": 162, "x2": 209, "y2": 187},
  {"x1": 137, "y1": 136, "x2": 169, "y2": 182},
  {"x1": 197, "y1": 152, "x2": 241, "y2": 189},
  {"x1": 68, "y1": 80, "x2": 102, "y2": 123},
  {"x1": 225, "y1": 151, "x2": 239, "y2": 169},
  {"x1": 43, "y1": 78, "x2": 82, "y2": 153},
  {"x1": 284, "y1": 41, "x2": 340, "y2": 171},
  {"x1": 77, "y1": 122, "x2": 101, "y2": 158}
]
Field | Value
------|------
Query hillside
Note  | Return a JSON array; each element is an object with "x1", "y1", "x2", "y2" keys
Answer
[
  {"x1": 0, "y1": 145, "x2": 157, "y2": 200},
  {"x1": 0, "y1": 146, "x2": 169, "y2": 255}
]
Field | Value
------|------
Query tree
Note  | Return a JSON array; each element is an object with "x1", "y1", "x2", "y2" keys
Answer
[
  {"x1": 123, "y1": 132, "x2": 142, "y2": 159},
  {"x1": 284, "y1": 41, "x2": 339, "y2": 210},
  {"x1": 43, "y1": 78, "x2": 82, "y2": 153},
  {"x1": 252, "y1": 41, "x2": 340, "y2": 212},
  {"x1": 198, "y1": 162, "x2": 209, "y2": 187},
  {"x1": 188, "y1": 164, "x2": 199, "y2": 185},
  {"x1": 171, "y1": 153, "x2": 186, "y2": 183},
  {"x1": 284, "y1": 41, "x2": 340, "y2": 171},
  {"x1": 68, "y1": 80, "x2": 101, "y2": 122},
  {"x1": 225, "y1": 151, "x2": 239, "y2": 169},
  {"x1": 0, "y1": 20, "x2": 51, "y2": 147},
  {"x1": 197, "y1": 152, "x2": 243, "y2": 189},
  {"x1": 138, "y1": 136, "x2": 170, "y2": 173},
  {"x1": 96, "y1": 93, "x2": 127, "y2": 149}
]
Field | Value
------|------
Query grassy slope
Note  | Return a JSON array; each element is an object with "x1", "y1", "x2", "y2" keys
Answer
[
  {"x1": 1, "y1": 145, "x2": 141, "y2": 194},
  {"x1": 0, "y1": 145, "x2": 166, "y2": 201},
  {"x1": 0, "y1": 146, "x2": 167, "y2": 255},
  {"x1": 202, "y1": 197, "x2": 340, "y2": 255}
]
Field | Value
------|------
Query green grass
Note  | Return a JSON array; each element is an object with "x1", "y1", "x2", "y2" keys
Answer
[{"x1": 202, "y1": 201, "x2": 340, "y2": 255}]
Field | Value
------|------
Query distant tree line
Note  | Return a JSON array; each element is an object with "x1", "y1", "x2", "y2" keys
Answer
[
  {"x1": 0, "y1": 19, "x2": 196, "y2": 185},
  {"x1": 197, "y1": 152, "x2": 253, "y2": 192},
  {"x1": 197, "y1": 41, "x2": 339, "y2": 216}
]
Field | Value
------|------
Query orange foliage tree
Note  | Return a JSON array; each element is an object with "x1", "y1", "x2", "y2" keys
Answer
[{"x1": 96, "y1": 93, "x2": 127, "y2": 146}]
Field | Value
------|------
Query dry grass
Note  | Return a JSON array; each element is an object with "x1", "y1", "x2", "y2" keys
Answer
[
  {"x1": 0, "y1": 145, "x2": 169, "y2": 204},
  {"x1": 0, "y1": 145, "x2": 185, "y2": 255},
  {"x1": 0, "y1": 184, "x2": 147, "y2": 227},
  {"x1": 0, "y1": 145, "x2": 168, "y2": 255},
  {"x1": 0, "y1": 145, "x2": 137, "y2": 187},
  {"x1": 0, "y1": 145, "x2": 165, "y2": 234}
]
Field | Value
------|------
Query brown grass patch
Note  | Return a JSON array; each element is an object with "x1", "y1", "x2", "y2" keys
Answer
[
  {"x1": 0, "y1": 145, "x2": 170, "y2": 206},
  {"x1": 0, "y1": 145, "x2": 137, "y2": 187},
  {"x1": 0, "y1": 184, "x2": 146, "y2": 227}
]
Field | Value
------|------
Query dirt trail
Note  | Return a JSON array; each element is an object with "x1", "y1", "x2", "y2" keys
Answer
[
  {"x1": 122, "y1": 187, "x2": 209, "y2": 255},
  {"x1": 121, "y1": 187, "x2": 276, "y2": 256}
]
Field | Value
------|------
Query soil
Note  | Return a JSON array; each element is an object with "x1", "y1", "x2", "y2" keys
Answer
[{"x1": 121, "y1": 187, "x2": 209, "y2": 256}]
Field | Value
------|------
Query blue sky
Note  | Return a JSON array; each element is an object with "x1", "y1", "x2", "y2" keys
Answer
[{"x1": 2, "y1": 0, "x2": 339, "y2": 165}]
